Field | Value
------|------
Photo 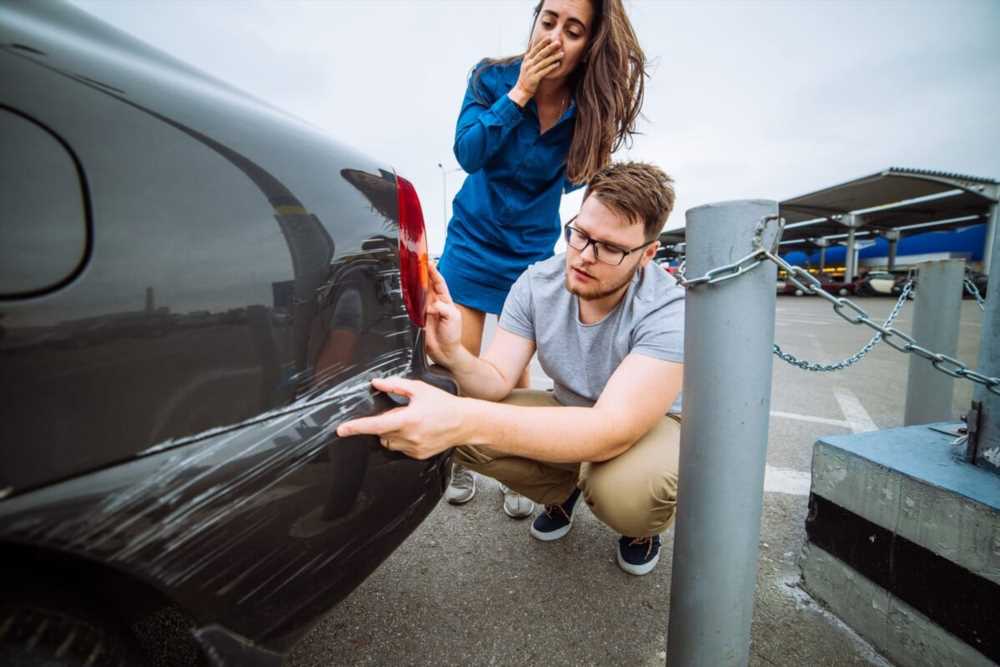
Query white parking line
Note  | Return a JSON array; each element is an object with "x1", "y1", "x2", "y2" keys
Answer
[
  {"x1": 764, "y1": 465, "x2": 812, "y2": 496},
  {"x1": 770, "y1": 411, "x2": 850, "y2": 428},
  {"x1": 833, "y1": 387, "x2": 878, "y2": 432}
]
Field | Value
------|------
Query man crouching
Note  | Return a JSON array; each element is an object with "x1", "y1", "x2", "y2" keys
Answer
[{"x1": 338, "y1": 161, "x2": 683, "y2": 575}]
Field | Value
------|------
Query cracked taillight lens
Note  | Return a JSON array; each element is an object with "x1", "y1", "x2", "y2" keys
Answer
[{"x1": 396, "y1": 175, "x2": 429, "y2": 328}]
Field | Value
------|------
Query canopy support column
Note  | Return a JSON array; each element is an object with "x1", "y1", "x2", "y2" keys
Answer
[{"x1": 885, "y1": 229, "x2": 900, "y2": 271}]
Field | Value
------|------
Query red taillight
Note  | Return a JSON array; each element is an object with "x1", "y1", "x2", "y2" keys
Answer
[{"x1": 396, "y1": 175, "x2": 429, "y2": 328}]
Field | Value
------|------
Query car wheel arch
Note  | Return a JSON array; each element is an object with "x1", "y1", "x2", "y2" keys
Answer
[{"x1": 0, "y1": 542, "x2": 207, "y2": 663}]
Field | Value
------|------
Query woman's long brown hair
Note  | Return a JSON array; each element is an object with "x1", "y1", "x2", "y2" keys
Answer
[{"x1": 471, "y1": 0, "x2": 647, "y2": 185}]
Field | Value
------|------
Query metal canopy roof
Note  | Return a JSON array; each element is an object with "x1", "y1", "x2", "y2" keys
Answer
[
  {"x1": 659, "y1": 167, "x2": 996, "y2": 248},
  {"x1": 780, "y1": 166, "x2": 996, "y2": 225},
  {"x1": 659, "y1": 228, "x2": 686, "y2": 246},
  {"x1": 778, "y1": 202, "x2": 991, "y2": 243}
]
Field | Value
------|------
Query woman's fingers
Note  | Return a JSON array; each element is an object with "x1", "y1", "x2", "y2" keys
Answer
[
  {"x1": 527, "y1": 36, "x2": 552, "y2": 60},
  {"x1": 516, "y1": 38, "x2": 562, "y2": 96},
  {"x1": 535, "y1": 50, "x2": 563, "y2": 72},
  {"x1": 538, "y1": 62, "x2": 561, "y2": 80},
  {"x1": 529, "y1": 49, "x2": 563, "y2": 80},
  {"x1": 526, "y1": 39, "x2": 557, "y2": 66},
  {"x1": 528, "y1": 40, "x2": 560, "y2": 68}
]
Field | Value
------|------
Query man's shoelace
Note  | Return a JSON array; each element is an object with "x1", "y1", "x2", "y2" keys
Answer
[
  {"x1": 628, "y1": 536, "x2": 656, "y2": 559},
  {"x1": 543, "y1": 503, "x2": 572, "y2": 522},
  {"x1": 450, "y1": 468, "x2": 474, "y2": 489}
]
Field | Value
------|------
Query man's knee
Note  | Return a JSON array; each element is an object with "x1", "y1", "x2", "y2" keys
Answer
[
  {"x1": 579, "y1": 416, "x2": 681, "y2": 537},
  {"x1": 452, "y1": 443, "x2": 492, "y2": 469},
  {"x1": 582, "y1": 465, "x2": 678, "y2": 537}
]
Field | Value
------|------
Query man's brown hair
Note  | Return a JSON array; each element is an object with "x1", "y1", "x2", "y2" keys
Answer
[{"x1": 584, "y1": 161, "x2": 676, "y2": 241}]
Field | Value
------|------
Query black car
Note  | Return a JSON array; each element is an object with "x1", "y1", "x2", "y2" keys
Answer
[{"x1": 0, "y1": 2, "x2": 455, "y2": 664}]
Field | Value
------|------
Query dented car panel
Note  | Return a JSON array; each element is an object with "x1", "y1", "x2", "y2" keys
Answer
[{"x1": 0, "y1": 1, "x2": 453, "y2": 660}]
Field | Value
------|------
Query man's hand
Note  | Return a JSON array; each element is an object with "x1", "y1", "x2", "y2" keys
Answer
[
  {"x1": 424, "y1": 262, "x2": 464, "y2": 367},
  {"x1": 336, "y1": 377, "x2": 467, "y2": 460}
]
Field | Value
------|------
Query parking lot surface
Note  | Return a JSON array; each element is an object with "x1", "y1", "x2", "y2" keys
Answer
[{"x1": 288, "y1": 295, "x2": 984, "y2": 666}]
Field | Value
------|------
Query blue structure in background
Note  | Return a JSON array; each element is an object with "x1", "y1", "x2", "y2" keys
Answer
[{"x1": 782, "y1": 223, "x2": 986, "y2": 268}]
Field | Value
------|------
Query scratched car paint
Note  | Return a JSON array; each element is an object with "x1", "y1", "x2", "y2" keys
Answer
[{"x1": 0, "y1": 2, "x2": 454, "y2": 665}]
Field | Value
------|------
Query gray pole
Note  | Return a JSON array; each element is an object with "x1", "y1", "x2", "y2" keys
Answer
[
  {"x1": 885, "y1": 230, "x2": 900, "y2": 271},
  {"x1": 983, "y1": 196, "x2": 998, "y2": 274},
  {"x1": 846, "y1": 226, "x2": 857, "y2": 281},
  {"x1": 972, "y1": 194, "x2": 1000, "y2": 472},
  {"x1": 817, "y1": 238, "x2": 828, "y2": 272},
  {"x1": 667, "y1": 199, "x2": 778, "y2": 667},
  {"x1": 903, "y1": 259, "x2": 965, "y2": 426}
]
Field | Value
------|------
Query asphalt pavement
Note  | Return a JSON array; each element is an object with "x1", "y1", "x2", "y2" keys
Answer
[{"x1": 288, "y1": 295, "x2": 985, "y2": 666}]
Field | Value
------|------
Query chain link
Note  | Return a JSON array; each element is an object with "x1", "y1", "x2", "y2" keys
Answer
[
  {"x1": 675, "y1": 215, "x2": 781, "y2": 288},
  {"x1": 772, "y1": 281, "x2": 912, "y2": 372},
  {"x1": 964, "y1": 274, "x2": 986, "y2": 312},
  {"x1": 763, "y1": 249, "x2": 1000, "y2": 394},
  {"x1": 675, "y1": 214, "x2": 1000, "y2": 395}
]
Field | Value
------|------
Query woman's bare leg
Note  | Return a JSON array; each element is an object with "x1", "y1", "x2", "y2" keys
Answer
[
  {"x1": 444, "y1": 303, "x2": 486, "y2": 505},
  {"x1": 455, "y1": 303, "x2": 531, "y2": 387},
  {"x1": 507, "y1": 352, "x2": 535, "y2": 517},
  {"x1": 455, "y1": 303, "x2": 486, "y2": 356},
  {"x1": 446, "y1": 303, "x2": 534, "y2": 517}
]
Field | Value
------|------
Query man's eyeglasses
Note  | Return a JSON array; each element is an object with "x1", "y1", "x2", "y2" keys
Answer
[{"x1": 563, "y1": 218, "x2": 654, "y2": 266}]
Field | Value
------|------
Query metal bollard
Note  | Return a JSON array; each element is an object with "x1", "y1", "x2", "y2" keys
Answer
[
  {"x1": 666, "y1": 200, "x2": 778, "y2": 667},
  {"x1": 972, "y1": 195, "x2": 1000, "y2": 473},
  {"x1": 903, "y1": 259, "x2": 965, "y2": 426}
]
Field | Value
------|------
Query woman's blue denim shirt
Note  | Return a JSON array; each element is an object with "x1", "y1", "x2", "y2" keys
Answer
[{"x1": 438, "y1": 59, "x2": 582, "y2": 314}]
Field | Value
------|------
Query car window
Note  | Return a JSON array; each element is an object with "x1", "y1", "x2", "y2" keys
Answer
[{"x1": 0, "y1": 109, "x2": 88, "y2": 296}]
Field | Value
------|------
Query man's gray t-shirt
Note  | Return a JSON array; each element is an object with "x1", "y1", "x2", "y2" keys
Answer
[{"x1": 499, "y1": 254, "x2": 685, "y2": 414}]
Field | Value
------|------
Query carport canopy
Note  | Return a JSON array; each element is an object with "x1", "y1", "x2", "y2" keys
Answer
[
  {"x1": 780, "y1": 167, "x2": 995, "y2": 237},
  {"x1": 659, "y1": 167, "x2": 999, "y2": 273}
]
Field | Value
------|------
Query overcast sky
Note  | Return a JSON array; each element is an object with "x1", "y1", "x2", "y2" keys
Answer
[{"x1": 71, "y1": 0, "x2": 1000, "y2": 254}]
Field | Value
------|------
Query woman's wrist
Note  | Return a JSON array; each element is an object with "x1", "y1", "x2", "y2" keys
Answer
[{"x1": 507, "y1": 86, "x2": 532, "y2": 108}]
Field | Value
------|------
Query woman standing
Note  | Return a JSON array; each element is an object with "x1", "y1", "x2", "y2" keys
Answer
[{"x1": 438, "y1": 0, "x2": 647, "y2": 516}]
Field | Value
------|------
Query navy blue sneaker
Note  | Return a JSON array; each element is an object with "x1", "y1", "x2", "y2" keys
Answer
[
  {"x1": 617, "y1": 534, "x2": 662, "y2": 575},
  {"x1": 529, "y1": 488, "x2": 581, "y2": 541}
]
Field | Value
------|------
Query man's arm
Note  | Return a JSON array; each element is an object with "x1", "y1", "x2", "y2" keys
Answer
[
  {"x1": 424, "y1": 262, "x2": 534, "y2": 401},
  {"x1": 336, "y1": 353, "x2": 682, "y2": 464},
  {"x1": 445, "y1": 327, "x2": 536, "y2": 401},
  {"x1": 465, "y1": 353, "x2": 682, "y2": 462}
]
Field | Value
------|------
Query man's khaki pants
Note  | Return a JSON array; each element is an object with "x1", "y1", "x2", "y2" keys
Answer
[{"x1": 453, "y1": 389, "x2": 681, "y2": 538}]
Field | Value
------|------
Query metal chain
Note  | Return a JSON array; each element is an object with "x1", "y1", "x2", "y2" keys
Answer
[
  {"x1": 773, "y1": 280, "x2": 913, "y2": 372},
  {"x1": 964, "y1": 274, "x2": 986, "y2": 312},
  {"x1": 675, "y1": 214, "x2": 1000, "y2": 394},
  {"x1": 675, "y1": 215, "x2": 781, "y2": 289},
  {"x1": 762, "y1": 249, "x2": 1000, "y2": 395}
]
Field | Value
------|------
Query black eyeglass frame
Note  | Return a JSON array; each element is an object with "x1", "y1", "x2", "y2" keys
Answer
[{"x1": 563, "y1": 217, "x2": 656, "y2": 266}]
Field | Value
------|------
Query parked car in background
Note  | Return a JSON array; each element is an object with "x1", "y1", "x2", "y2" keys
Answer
[
  {"x1": 855, "y1": 270, "x2": 903, "y2": 296},
  {"x1": 815, "y1": 273, "x2": 856, "y2": 297},
  {"x1": 776, "y1": 271, "x2": 854, "y2": 297},
  {"x1": 658, "y1": 261, "x2": 679, "y2": 276},
  {"x1": 776, "y1": 278, "x2": 806, "y2": 296},
  {"x1": 1, "y1": 2, "x2": 454, "y2": 664}
]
